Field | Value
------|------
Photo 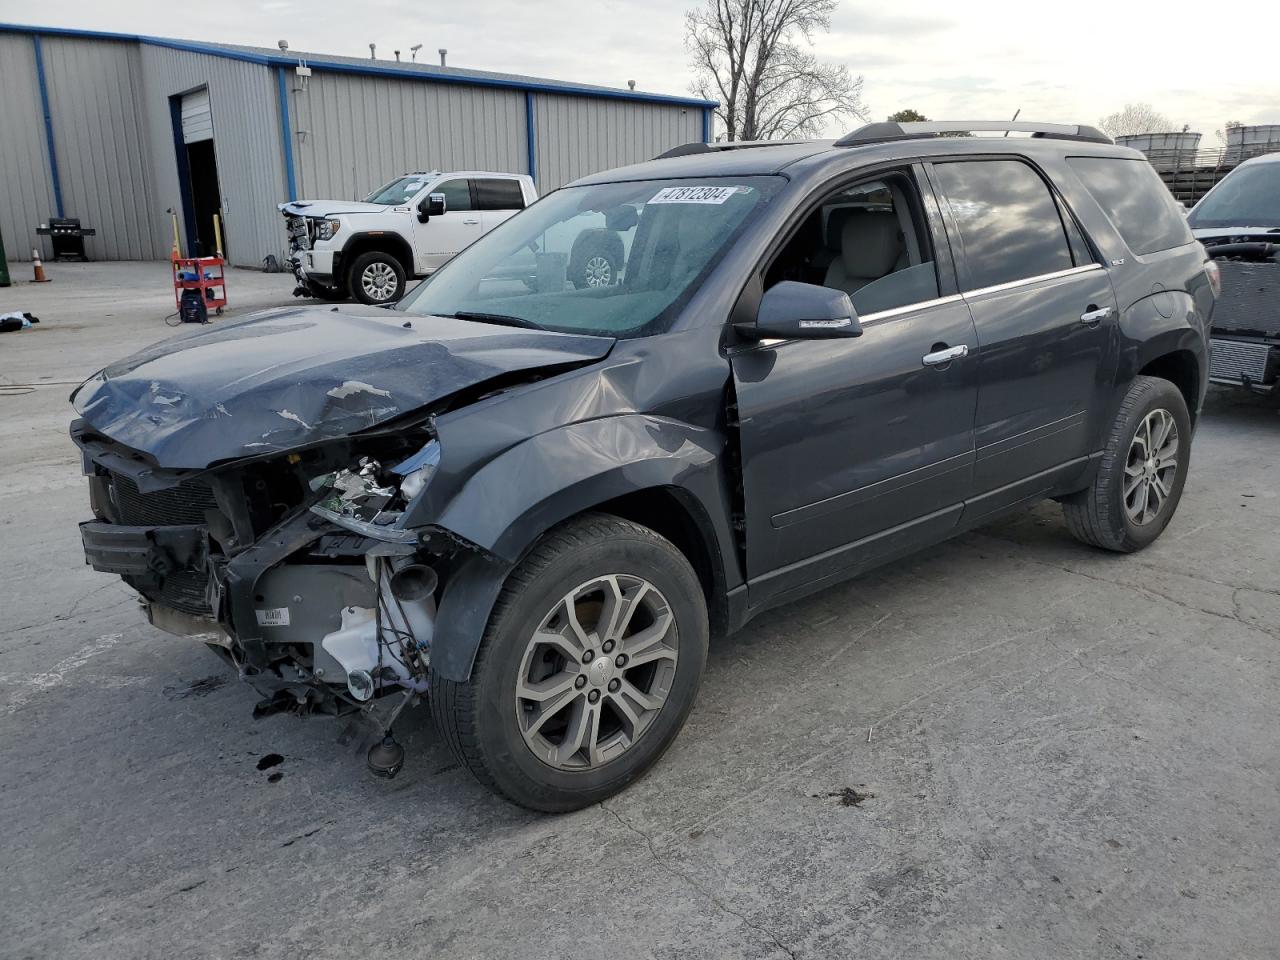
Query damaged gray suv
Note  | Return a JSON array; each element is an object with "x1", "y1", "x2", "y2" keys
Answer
[{"x1": 73, "y1": 121, "x2": 1215, "y2": 811}]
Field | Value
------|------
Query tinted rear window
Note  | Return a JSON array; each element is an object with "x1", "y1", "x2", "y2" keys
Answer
[
  {"x1": 476, "y1": 178, "x2": 526, "y2": 211},
  {"x1": 1067, "y1": 157, "x2": 1193, "y2": 255},
  {"x1": 932, "y1": 159, "x2": 1074, "y2": 290}
]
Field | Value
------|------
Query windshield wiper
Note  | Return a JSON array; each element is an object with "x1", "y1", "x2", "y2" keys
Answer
[{"x1": 447, "y1": 311, "x2": 544, "y2": 330}]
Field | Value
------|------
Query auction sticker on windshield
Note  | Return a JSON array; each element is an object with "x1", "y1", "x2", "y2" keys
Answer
[{"x1": 649, "y1": 185, "x2": 745, "y2": 205}]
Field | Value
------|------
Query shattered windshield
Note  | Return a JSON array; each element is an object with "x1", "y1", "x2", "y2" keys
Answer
[
  {"x1": 1189, "y1": 163, "x2": 1280, "y2": 229},
  {"x1": 365, "y1": 175, "x2": 432, "y2": 205},
  {"x1": 397, "y1": 177, "x2": 782, "y2": 338}
]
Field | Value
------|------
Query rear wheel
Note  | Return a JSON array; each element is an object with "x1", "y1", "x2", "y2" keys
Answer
[
  {"x1": 348, "y1": 251, "x2": 406, "y2": 305},
  {"x1": 1063, "y1": 375, "x2": 1191, "y2": 552},
  {"x1": 430, "y1": 515, "x2": 708, "y2": 811}
]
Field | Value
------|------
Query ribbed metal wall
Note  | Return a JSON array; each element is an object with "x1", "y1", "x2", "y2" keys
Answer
[
  {"x1": 0, "y1": 34, "x2": 58, "y2": 262},
  {"x1": 41, "y1": 36, "x2": 157, "y2": 260},
  {"x1": 2, "y1": 26, "x2": 711, "y2": 266},
  {"x1": 287, "y1": 71, "x2": 527, "y2": 201},
  {"x1": 533, "y1": 94, "x2": 703, "y2": 190},
  {"x1": 137, "y1": 45, "x2": 286, "y2": 266}
]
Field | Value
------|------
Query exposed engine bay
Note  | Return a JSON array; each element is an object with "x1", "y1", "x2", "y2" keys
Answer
[{"x1": 74, "y1": 419, "x2": 456, "y2": 747}]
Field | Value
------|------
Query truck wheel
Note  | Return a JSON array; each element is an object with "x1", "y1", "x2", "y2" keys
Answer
[
  {"x1": 569, "y1": 230, "x2": 623, "y2": 289},
  {"x1": 349, "y1": 252, "x2": 406, "y2": 304},
  {"x1": 430, "y1": 514, "x2": 708, "y2": 812},
  {"x1": 1063, "y1": 375, "x2": 1191, "y2": 552}
]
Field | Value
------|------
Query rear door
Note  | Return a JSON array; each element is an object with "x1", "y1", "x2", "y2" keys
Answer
[
  {"x1": 927, "y1": 158, "x2": 1118, "y2": 520},
  {"x1": 411, "y1": 177, "x2": 482, "y2": 273},
  {"x1": 476, "y1": 177, "x2": 528, "y2": 234},
  {"x1": 730, "y1": 166, "x2": 979, "y2": 607}
]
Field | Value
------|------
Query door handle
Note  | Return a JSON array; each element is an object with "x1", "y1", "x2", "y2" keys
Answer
[
  {"x1": 1080, "y1": 305, "x2": 1113, "y2": 325},
  {"x1": 922, "y1": 344, "x2": 969, "y2": 367},
  {"x1": 462, "y1": 218, "x2": 480, "y2": 225}
]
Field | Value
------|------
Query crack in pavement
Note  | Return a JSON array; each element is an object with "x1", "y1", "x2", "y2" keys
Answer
[
  {"x1": 968, "y1": 533, "x2": 1280, "y2": 640},
  {"x1": 600, "y1": 803, "x2": 798, "y2": 959}
]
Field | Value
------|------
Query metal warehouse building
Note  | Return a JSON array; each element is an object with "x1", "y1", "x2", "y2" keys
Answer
[{"x1": 0, "y1": 23, "x2": 714, "y2": 267}]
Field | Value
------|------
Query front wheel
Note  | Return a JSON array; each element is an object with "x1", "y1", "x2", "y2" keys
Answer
[
  {"x1": 430, "y1": 515, "x2": 708, "y2": 811},
  {"x1": 1063, "y1": 375, "x2": 1191, "y2": 552},
  {"x1": 348, "y1": 251, "x2": 406, "y2": 305}
]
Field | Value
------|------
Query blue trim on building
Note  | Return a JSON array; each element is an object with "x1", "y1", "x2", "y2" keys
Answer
[
  {"x1": 276, "y1": 67, "x2": 297, "y2": 201},
  {"x1": 525, "y1": 92, "x2": 538, "y2": 185},
  {"x1": 1, "y1": 22, "x2": 718, "y2": 109},
  {"x1": 31, "y1": 34, "x2": 64, "y2": 218},
  {"x1": 702, "y1": 108, "x2": 711, "y2": 144}
]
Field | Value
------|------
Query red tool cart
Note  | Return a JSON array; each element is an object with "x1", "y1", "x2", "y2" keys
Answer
[{"x1": 171, "y1": 256, "x2": 227, "y2": 317}]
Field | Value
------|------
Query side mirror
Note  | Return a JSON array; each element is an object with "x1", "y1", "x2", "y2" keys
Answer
[
  {"x1": 418, "y1": 193, "x2": 447, "y2": 222},
  {"x1": 741, "y1": 281, "x2": 862, "y2": 340}
]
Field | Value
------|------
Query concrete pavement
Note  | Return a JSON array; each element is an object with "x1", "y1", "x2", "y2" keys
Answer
[{"x1": 1, "y1": 262, "x2": 1277, "y2": 960}]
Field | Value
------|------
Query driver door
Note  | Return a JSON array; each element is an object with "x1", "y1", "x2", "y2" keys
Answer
[
  {"x1": 411, "y1": 178, "x2": 482, "y2": 273},
  {"x1": 730, "y1": 167, "x2": 979, "y2": 609}
]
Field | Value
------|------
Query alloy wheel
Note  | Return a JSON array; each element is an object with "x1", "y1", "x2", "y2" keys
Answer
[
  {"x1": 361, "y1": 261, "x2": 398, "y2": 301},
  {"x1": 583, "y1": 255, "x2": 613, "y2": 287},
  {"x1": 515, "y1": 574, "x2": 678, "y2": 770},
  {"x1": 1123, "y1": 408, "x2": 1179, "y2": 525}
]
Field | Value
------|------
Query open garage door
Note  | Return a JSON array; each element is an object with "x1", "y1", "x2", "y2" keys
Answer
[
  {"x1": 175, "y1": 88, "x2": 224, "y2": 258},
  {"x1": 180, "y1": 88, "x2": 213, "y2": 144}
]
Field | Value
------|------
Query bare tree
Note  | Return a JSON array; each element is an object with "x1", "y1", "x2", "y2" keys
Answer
[
  {"x1": 686, "y1": 0, "x2": 867, "y2": 142},
  {"x1": 1098, "y1": 102, "x2": 1173, "y2": 138}
]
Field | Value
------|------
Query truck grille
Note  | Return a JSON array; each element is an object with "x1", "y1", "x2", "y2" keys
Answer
[
  {"x1": 108, "y1": 472, "x2": 219, "y2": 616},
  {"x1": 1213, "y1": 261, "x2": 1280, "y2": 337},
  {"x1": 109, "y1": 474, "x2": 219, "y2": 526},
  {"x1": 286, "y1": 215, "x2": 311, "y2": 251},
  {"x1": 1209, "y1": 339, "x2": 1275, "y2": 386}
]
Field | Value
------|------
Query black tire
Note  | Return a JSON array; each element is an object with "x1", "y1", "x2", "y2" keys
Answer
[
  {"x1": 348, "y1": 251, "x2": 406, "y2": 305},
  {"x1": 1063, "y1": 375, "x2": 1191, "y2": 552},
  {"x1": 429, "y1": 514, "x2": 708, "y2": 812},
  {"x1": 569, "y1": 230, "x2": 624, "y2": 290},
  {"x1": 304, "y1": 281, "x2": 347, "y2": 302}
]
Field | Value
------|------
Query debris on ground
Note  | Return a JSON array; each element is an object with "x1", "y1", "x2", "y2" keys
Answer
[
  {"x1": 0, "y1": 312, "x2": 40, "y2": 333},
  {"x1": 256, "y1": 753, "x2": 284, "y2": 771},
  {"x1": 817, "y1": 787, "x2": 876, "y2": 807}
]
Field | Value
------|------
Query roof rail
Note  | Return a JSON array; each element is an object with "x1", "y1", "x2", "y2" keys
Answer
[
  {"x1": 834, "y1": 121, "x2": 1112, "y2": 147},
  {"x1": 654, "y1": 139, "x2": 811, "y2": 160}
]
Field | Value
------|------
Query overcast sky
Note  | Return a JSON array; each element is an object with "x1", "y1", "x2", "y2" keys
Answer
[{"x1": 12, "y1": 0, "x2": 1280, "y2": 143}]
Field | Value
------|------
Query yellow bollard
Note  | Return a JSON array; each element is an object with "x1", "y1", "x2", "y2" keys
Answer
[{"x1": 167, "y1": 208, "x2": 182, "y2": 259}]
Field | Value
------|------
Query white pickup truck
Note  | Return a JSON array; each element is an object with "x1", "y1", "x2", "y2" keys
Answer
[{"x1": 280, "y1": 171, "x2": 537, "y2": 304}]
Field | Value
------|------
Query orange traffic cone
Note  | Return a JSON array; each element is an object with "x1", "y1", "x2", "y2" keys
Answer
[{"x1": 31, "y1": 249, "x2": 50, "y2": 283}]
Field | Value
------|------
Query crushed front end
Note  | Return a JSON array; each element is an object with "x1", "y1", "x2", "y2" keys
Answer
[
  {"x1": 1201, "y1": 239, "x2": 1280, "y2": 393},
  {"x1": 73, "y1": 418, "x2": 458, "y2": 744}
]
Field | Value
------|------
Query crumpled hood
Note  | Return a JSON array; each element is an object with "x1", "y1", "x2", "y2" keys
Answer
[
  {"x1": 279, "y1": 200, "x2": 400, "y2": 217},
  {"x1": 72, "y1": 305, "x2": 614, "y2": 469}
]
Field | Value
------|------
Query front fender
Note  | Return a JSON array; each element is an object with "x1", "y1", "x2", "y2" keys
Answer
[
  {"x1": 426, "y1": 415, "x2": 734, "y2": 682},
  {"x1": 436, "y1": 414, "x2": 726, "y2": 563}
]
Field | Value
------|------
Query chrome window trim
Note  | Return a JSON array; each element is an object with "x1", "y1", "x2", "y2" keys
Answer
[
  {"x1": 860, "y1": 293, "x2": 964, "y2": 325},
  {"x1": 961, "y1": 263, "x2": 1102, "y2": 300},
  {"x1": 741, "y1": 262, "x2": 1105, "y2": 348}
]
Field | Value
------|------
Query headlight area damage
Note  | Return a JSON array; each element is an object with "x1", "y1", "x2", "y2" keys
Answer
[
  {"x1": 74, "y1": 421, "x2": 470, "y2": 773},
  {"x1": 69, "y1": 305, "x2": 617, "y2": 778}
]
